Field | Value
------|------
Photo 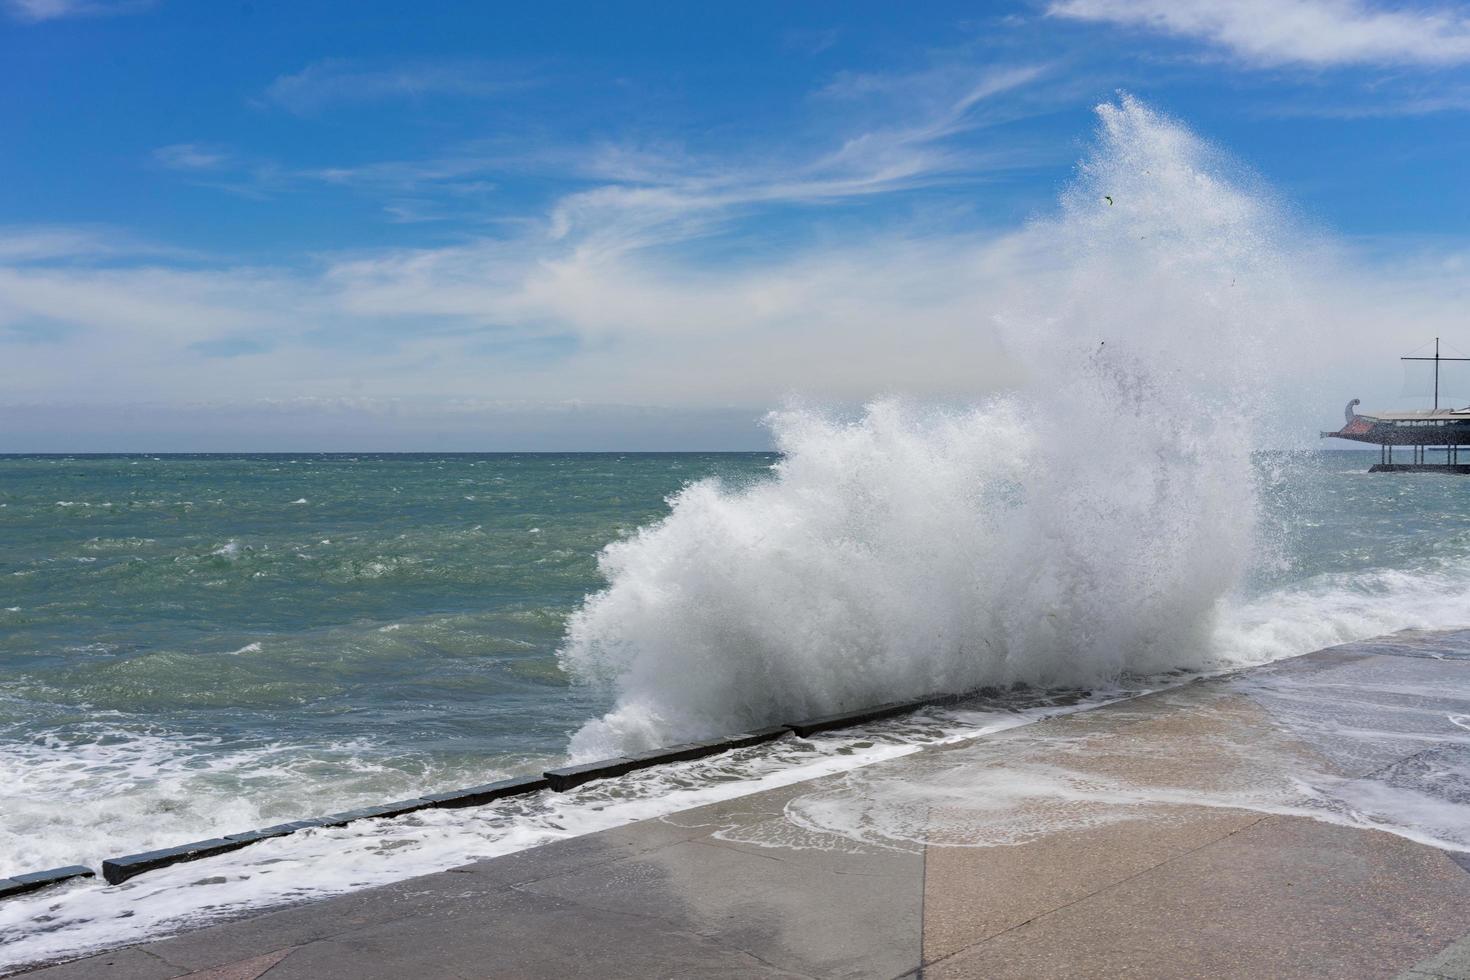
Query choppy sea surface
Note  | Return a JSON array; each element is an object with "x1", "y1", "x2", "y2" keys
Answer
[
  {"x1": 0, "y1": 453, "x2": 778, "y2": 871},
  {"x1": 1, "y1": 448, "x2": 1469, "y2": 968}
]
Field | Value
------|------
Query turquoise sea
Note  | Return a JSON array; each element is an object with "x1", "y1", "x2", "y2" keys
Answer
[
  {"x1": 6, "y1": 448, "x2": 1470, "y2": 876},
  {"x1": 0, "y1": 453, "x2": 777, "y2": 873}
]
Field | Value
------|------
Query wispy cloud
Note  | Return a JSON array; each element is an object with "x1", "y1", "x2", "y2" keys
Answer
[
  {"x1": 260, "y1": 59, "x2": 533, "y2": 114},
  {"x1": 815, "y1": 63, "x2": 1053, "y2": 148},
  {"x1": 0, "y1": 225, "x2": 183, "y2": 263},
  {"x1": 9, "y1": 206, "x2": 1469, "y2": 448},
  {"x1": 0, "y1": 226, "x2": 120, "y2": 263},
  {"x1": 206, "y1": 61, "x2": 1057, "y2": 235},
  {"x1": 1049, "y1": 0, "x2": 1470, "y2": 68},
  {"x1": 153, "y1": 143, "x2": 231, "y2": 171},
  {"x1": 1269, "y1": 92, "x2": 1470, "y2": 117},
  {"x1": 537, "y1": 63, "x2": 1055, "y2": 257},
  {"x1": 782, "y1": 27, "x2": 841, "y2": 56},
  {"x1": 8, "y1": 137, "x2": 1470, "y2": 451},
  {"x1": 0, "y1": 59, "x2": 1060, "y2": 416},
  {"x1": 149, "y1": 146, "x2": 291, "y2": 200},
  {"x1": 17, "y1": 59, "x2": 1064, "y2": 418},
  {"x1": 4, "y1": 0, "x2": 151, "y2": 22},
  {"x1": 0, "y1": 224, "x2": 1020, "y2": 415}
]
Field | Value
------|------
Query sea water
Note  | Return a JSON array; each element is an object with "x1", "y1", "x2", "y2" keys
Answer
[
  {"x1": 9, "y1": 448, "x2": 1468, "y2": 876},
  {"x1": 4, "y1": 97, "x2": 1470, "y2": 967},
  {"x1": 0, "y1": 451, "x2": 777, "y2": 874}
]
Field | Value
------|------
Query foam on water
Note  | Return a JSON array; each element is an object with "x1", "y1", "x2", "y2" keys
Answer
[
  {"x1": 561, "y1": 97, "x2": 1301, "y2": 757},
  {"x1": 762, "y1": 645, "x2": 1470, "y2": 857},
  {"x1": 0, "y1": 724, "x2": 434, "y2": 874},
  {"x1": 1215, "y1": 563, "x2": 1470, "y2": 664}
]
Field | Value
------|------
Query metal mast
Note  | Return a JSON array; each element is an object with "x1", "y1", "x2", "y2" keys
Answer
[{"x1": 1401, "y1": 337, "x2": 1470, "y2": 411}]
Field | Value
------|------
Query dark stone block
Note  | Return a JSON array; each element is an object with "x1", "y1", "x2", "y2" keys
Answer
[
  {"x1": 538, "y1": 703, "x2": 948, "y2": 795},
  {"x1": 0, "y1": 865, "x2": 94, "y2": 900},
  {"x1": 102, "y1": 838, "x2": 253, "y2": 885},
  {"x1": 224, "y1": 819, "x2": 327, "y2": 845},
  {"x1": 783, "y1": 699, "x2": 932, "y2": 738},
  {"x1": 12, "y1": 864, "x2": 94, "y2": 886},
  {"x1": 719, "y1": 725, "x2": 793, "y2": 749},
  {"x1": 543, "y1": 757, "x2": 639, "y2": 792},
  {"x1": 423, "y1": 775, "x2": 551, "y2": 809},
  {"x1": 623, "y1": 741, "x2": 732, "y2": 768},
  {"x1": 318, "y1": 798, "x2": 433, "y2": 828},
  {"x1": 619, "y1": 726, "x2": 793, "y2": 771},
  {"x1": 540, "y1": 726, "x2": 799, "y2": 793}
]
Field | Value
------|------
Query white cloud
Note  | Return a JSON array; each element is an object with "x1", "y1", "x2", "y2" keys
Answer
[
  {"x1": 782, "y1": 27, "x2": 841, "y2": 56},
  {"x1": 0, "y1": 79, "x2": 1134, "y2": 440},
  {"x1": 153, "y1": 143, "x2": 231, "y2": 171},
  {"x1": 15, "y1": 82, "x2": 1461, "y2": 450},
  {"x1": 1266, "y1": 85, "x2": 1470, "y2": 116},
  {"x1": 261, "y1": 60, "x2": 531, "y2": 114},
  {"x1": 0, "y1": 225, "x2": 182, "y2": 263},
  {"x1": 1049, "y1": 0, "x2": 1470, "y2": 67},
  {"x1": 262, "y1": 62, "x2": 1055, "y2": 245},
  {"x1": 4, "y1": 198, "x2": 1469, "y2": 451},
  {"x1": 0, "y1": 227, "x2": 120, "y2": 263},
  {"x1": 156, "y1": 60, "x2": 1058, "y2": 225},
  {"x1": 4, "y1": 183, "x2": 1461, "y2": 433},
  {"x1": 536, "y1": 64, "x2": 1055, "y2": 258},
  {"x1": 4, "y1": 0, "x2": 150, "y2": 21},
  {"x1": 0, "y1": 175, "x2": 1035, "y2": 413}
]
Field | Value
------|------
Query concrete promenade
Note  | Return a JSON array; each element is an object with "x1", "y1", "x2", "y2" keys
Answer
[{"x1": 17, "y1": 631, "x2": 1470, "y2": 979}]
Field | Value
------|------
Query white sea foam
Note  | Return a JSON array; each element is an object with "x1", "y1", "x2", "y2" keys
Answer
[
  {"x1": 0, "y1": 730, "x2": 270, "y2": 877},
  {"x1": 561, "y1": 97, "x2": 1303, "y2": 757},
  {"x1": 1214, "y1": 563, "x2": 1470, "y2": 665},
  {"x1": 0, "y1": 727, "x2": 440, "y2": 879},
  {"x1": 765, "y1": 654, "x2": 1470, "y2": 857}
]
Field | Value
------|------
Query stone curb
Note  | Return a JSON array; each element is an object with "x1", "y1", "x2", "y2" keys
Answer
[
  {"x1": 30, "y1": 696, "x2": 962, "y2": 892},
  {"x1": 0, "y1": 866, "x2": 94, "y2": 900}
]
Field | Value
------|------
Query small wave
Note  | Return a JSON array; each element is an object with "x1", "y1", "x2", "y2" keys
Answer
[
  {"x1": 0, "y1": 726, "x2": 430, "y2": 880},
  {"x1": 1216, "y1": 562, "x2": 1470, "y2": 666}
]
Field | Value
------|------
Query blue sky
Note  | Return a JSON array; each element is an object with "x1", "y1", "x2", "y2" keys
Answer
[{"x1": 4, "y1": 0, "x2": 1470, "y2": 450}]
